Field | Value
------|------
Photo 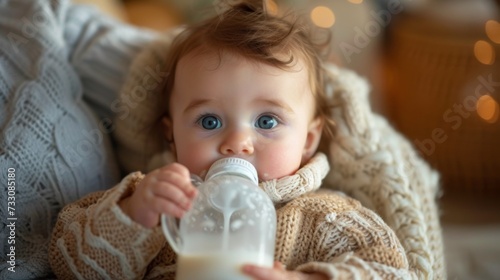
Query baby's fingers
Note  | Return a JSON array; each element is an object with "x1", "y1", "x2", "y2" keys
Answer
[
  {"x1": 156, "y1": 163, "x2": 197, "y2": 197},
  {"x1": 151, "y1": 182, "x2": 194, "y2": 212},
  {"x1": 150, "y1": 195, "x2": 187, "y2": 219},
  {"x1": 242, "y1": 264, "x2": 287, "y2": 280}
]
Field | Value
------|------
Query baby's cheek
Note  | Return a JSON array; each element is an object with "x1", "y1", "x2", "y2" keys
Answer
[
  {"x1": 260, "y1": 172, "x2": 272, "y2": 181},
  {"x1": 176, "y1": 146, "x2": 217, "y2": 177},
  {"x1": 257, "y1": 152, "x2": 302, "y2": 180}
]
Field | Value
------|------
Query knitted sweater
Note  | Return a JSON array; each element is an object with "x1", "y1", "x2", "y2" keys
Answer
[
  {"x1": 0, "y1": 1, "x2": 156, "y2": 278},
  {"x1": 109, "y1": 37, "x2": 446, "y2": 279},
  {"x1": 50, "y1": 153, "x2": 412, "y2": 279}
]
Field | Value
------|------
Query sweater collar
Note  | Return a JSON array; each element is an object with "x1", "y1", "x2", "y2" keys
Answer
[{"x1": 258, "y1": 153, "x2": 330, "y2": 204}]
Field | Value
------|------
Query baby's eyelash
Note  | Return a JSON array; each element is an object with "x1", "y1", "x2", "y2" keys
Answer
[
  {"x1": 194, "y1": 113, "x2": 217, "y2": 123},
  {"x1": 258, "y1": 113, "x2": 284, "y2": 124}
]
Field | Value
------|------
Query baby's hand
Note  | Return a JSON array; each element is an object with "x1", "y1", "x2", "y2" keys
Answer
[
  {"x1": 242, "y1": 262, "x2": 328, "y2": 280},
  {"x1": 119, "y1": 163, "x2": 198, "y2": 228}
]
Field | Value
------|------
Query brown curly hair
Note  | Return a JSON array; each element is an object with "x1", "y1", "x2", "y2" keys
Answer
[{"x1": 161, "y1": 0, "x2": 335, "y2": 141}]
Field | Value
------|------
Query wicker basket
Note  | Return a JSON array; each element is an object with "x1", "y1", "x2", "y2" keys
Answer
[{"x1": 385, "y1": 8, "x2": 500, "y2": 193}]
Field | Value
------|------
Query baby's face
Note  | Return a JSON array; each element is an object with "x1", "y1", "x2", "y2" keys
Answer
[{"x1": 167, "y1": 51, "x2": 322, "y2": 181}]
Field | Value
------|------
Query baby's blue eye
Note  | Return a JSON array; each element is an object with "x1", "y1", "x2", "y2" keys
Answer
[
  {"x1": 256, "y1": 115, "x2": 278, "y2": 129},
  {"x1": 200, "y1": 115, "x2": 221, "y2": 130}
]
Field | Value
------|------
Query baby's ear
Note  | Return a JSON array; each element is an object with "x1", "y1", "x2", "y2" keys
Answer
[
  {"x1": 162, "y1": 116, "x2": 176, "y2": 153},
  {"x1": 302, "y1": 116, "x2": 324, "y2": 162}
]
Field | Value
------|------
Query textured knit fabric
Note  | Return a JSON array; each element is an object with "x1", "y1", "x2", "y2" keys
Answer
[
  {"x1": 110, "y1": 38, "x2": 447, "y2": 279},
  {"x1": 0, "y1": 1, "x2": 156, "y2": 278},
  {"x1": 321, "y1": 65, "x2": 446, "y2": 279},
  {"x1": 50, "y1": 153, "x2": 412, "y2": 279}
]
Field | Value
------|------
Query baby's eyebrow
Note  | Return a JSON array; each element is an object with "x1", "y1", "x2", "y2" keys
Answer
[
  {"x1": 256, "y1": 98, "x2": 294, "y2": 114},
  {"x1": 183, "y1": 97, "x2": 295, "y2": 114},
  {"x1": 184, "y1": 98, "x2": 213, "y2": 113}
]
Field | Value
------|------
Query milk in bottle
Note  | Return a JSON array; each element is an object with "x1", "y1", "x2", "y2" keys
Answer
[{"x1": 162, "y1": 157, "x2": 277, "y2": 280}]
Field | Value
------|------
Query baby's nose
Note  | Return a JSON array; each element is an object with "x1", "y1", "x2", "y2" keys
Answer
[{"x1": 220, "y1": 130, "x2": 254, "y2": 155}]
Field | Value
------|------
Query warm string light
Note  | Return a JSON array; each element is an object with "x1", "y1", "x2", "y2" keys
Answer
[
  {"x1": 308, "y1": 3, "x2": 499, "y2": 123},
  {"x1": 473, "y1": 20, "x2": 499, "y2": 122},
  {"x1": 474, "y1": 19, "x2": 499, "y2": 65}
]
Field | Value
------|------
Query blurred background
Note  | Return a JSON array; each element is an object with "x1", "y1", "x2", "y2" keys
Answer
[{"x1": 74, "y1": 0, "x2": 500, "y2": 278}]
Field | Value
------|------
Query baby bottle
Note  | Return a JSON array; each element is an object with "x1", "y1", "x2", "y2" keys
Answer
[{"x1": 161, "y1": 157, "x2": 277, "y2": 280}]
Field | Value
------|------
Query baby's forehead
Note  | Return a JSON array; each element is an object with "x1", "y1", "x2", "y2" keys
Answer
[{"x1": 178, "y1": 48, "x2": 309, "y2": 77}]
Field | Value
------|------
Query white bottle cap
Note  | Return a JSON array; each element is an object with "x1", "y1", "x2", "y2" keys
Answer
[{"x1": 205, "y1": 158, "x2": 258, "y2": 185}]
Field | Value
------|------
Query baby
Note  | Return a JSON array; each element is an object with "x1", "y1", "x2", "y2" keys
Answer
[{"x1": 50, "y1": 1, "x2": 409, "y2": 279}]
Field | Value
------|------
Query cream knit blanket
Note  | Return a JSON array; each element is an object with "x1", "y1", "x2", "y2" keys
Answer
[{"x1": 112, "y1": 37, "x2": 446, "y2": 279}]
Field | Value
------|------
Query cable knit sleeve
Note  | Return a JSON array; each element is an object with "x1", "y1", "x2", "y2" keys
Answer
[
  {"x1": 275, "y1": 190, "x2": 414, "y2": 280},
  {"x1": 49, "y1": 173, "x2": 167, "y2": 279},
  {"x1": 297, "y1": 255, "x2": 414, "y2": 280}
]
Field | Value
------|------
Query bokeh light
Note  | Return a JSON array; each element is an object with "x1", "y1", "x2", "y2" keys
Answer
[
  {"x1": 485, "y1": 20, "x2": 500, "y2": 44},
  {"x1": 265, "y1": 0, "x2": 278, "y2": 16},
  {"x1": 310, "y1": 6, "x2": 335, "y2": 28},
  {"x1": 348, "y1": 0, "x2": 364, "y2": 4},
  {"x1": 474, "y1": 40, "x2": 495, "y2": 65},
  {"x1": 477, "y1": 95, "x2": 499, "y2": 123}
]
